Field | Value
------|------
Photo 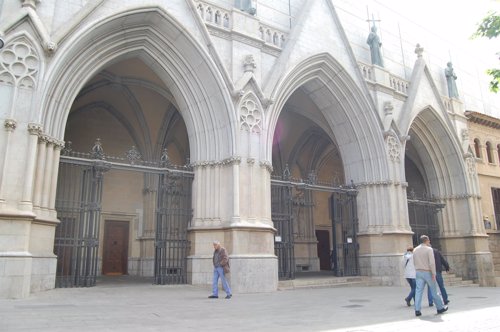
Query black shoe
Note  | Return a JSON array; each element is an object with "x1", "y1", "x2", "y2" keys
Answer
[
  {"x1": 405, "y1": 298, "x2": 411, "y2": 306},
  {"x1": 437, "y1": 306, "x2": 448, "y2": 314},
  {"x1": 429, "y1": 303, "x2": 434, "y2": 307},
  {"x1": 415, "y1": 311, "x2": 422, "y2": 317},
  {"x1": 208, "y1": 295, "x2": 218, "y2": 299},
  {"x1": 225, "y1": 294, "x2": 232, "y2": 299},
  {"x1": 444, "y1": 300, "x2": 449, "y2": 305}
]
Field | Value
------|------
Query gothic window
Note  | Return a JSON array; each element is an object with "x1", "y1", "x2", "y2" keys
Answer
[
  {"x1": 486, "y1": 141, "x2": 493, "y2": 163},
  {"x1": 266, "y1": 30, "x2": 272, "y2": 43},
  {"x1": 223, "y1": 14, "x2": 230, "y2": 28},
  {"x1": 493, "y1": 188, "x2": 500, "y2": 230},
  {"x1": 205, "y1": 7, "x2": 212, "y2": 22},
  {"x1": 273, "y1": 33, "x2": 279, "y2": 45},
  {"x1": 215, "y1": 11, "x2": 221, "y2": 25},
  {"x1": 259, "y1": 27, "x2": 265, "y2": 40},
  {"x1": 474, "y1": 138, "x2": 481, "y2": 159},
  {"x1": 197, "y1": 4, "x2": 203, "y2": 18}
]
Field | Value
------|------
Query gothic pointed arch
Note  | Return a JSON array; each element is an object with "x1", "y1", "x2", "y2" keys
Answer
[
  {"x1": 266, "y1": 53, "x2": 387, "y2": 183},
  {"x1": 39, "y1": 7, "x2": 236, "y2": 162}
]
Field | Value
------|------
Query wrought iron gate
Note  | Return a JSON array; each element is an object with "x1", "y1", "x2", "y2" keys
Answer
[
  {"x1": 54, "y1": 159, "x2": 109, "y2": 287},
  {"x1": 271, "y1": 168, "x2": 358, "y2": 280},
  {"x1": 330, "y1": 191, "x2": 359, "y2": 277},
  {"x1": 271, "y1": 180, "x2": 295, "y2": 280},
  {"x1": 407, "y1": 190, "x2": 445, "y2": 249},
  {"x1": 154, "y1": 170, "x2": 193, "y2": 284},
  {"x1": 54, "y1": 143, "x2": 193, "y2": 287}
]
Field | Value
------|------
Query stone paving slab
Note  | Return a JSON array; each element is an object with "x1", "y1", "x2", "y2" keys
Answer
[{"x1": 0, "y1": 282, "x2": 499, "y2": 332}]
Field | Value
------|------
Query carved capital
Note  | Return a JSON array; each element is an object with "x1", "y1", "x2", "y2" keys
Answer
[
  {"x1": 4, "y1": 119, "x2": 17, "y2": 131},
  {"x1": 27, "y1": 123, "x2": 43, "y2": 136}
]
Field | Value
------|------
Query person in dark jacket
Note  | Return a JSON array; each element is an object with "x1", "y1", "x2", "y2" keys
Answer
[
  {"x1": 208, "y1": 240, "x2": 232, "y2": 299},
  {"x1": 428, "y1": 247, "x2": 450, "y2": 306}
]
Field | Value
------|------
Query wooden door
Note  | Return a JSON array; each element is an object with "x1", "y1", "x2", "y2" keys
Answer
[
  {"x1": 316, "y1": 230, "x2": 331, "y2": 271},
  {"x1": 102, "y1": 220, "x2": 129, "y2": 275}
]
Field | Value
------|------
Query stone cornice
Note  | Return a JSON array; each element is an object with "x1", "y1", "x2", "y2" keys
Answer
[{"x1": 465, "y1": 110, "x2": 500, "y2": 129}]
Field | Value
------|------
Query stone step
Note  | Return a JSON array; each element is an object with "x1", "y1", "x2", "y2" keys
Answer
[
  {"x1": 278, "y1": 275, "x2": 377, "y2": 290},
  {"x1": 442, "y1": 273, "x2": 479, "y2": 287}
]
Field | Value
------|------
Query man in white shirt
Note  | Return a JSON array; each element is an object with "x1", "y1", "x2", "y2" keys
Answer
[{"x1": 412, "y1": 235, "x2": 448, "y2": 316}]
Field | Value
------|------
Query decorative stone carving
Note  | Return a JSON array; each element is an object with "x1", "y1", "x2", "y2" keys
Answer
[
  {"x1": 385, "y1": 134, "x2": 401, "y2": 163},
  {"x1": 4, "y1": 119, "x2": 17, "y2": 131},
  {"x1": 240, "y1": 95, "x2": 262, "y2": 133},
  {"x1": 27, "y1": 123, "x2": 42, "y2": 135},
  {"x1": 465, "y1": 153, "x2": 476, "y2": 175},
  {"x1": 243, "y1": 55, "x2": 256, "y2": 73},
  {"x1": 0, "y1": 36, "x2": 39, "y2": 88}
]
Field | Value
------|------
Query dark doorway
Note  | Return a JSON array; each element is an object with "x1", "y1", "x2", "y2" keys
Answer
[
  {"x1": 316, "y1": 230, "x2": 331, "y2": 270},
  {"x1": 102, "y1": 220, "x2": 129, "y2": 275}
]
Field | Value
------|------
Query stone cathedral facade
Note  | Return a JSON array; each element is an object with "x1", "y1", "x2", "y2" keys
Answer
[{"x1": 0, "y1": 0, "x2": 498, "y2": 298}]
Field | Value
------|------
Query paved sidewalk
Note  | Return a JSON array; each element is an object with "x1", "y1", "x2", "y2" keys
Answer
[{"x1": 0, "y1": 279, "x2": 499, "y2": 332}]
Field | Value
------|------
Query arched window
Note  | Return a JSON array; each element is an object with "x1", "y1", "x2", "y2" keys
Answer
[
  {"x1": 497, "y1": 144, "x2": 500, "y2": 164},
  {"x1": 474, "y1": 138, "x2": 481, "y2": 158},
  {"x1": 486, "y1": 141, "x2": 493, "y2": 163}
]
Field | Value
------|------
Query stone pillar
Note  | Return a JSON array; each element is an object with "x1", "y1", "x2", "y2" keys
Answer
[{"x1": 187, "y1": 157, "x2": 278, "y2": 293}]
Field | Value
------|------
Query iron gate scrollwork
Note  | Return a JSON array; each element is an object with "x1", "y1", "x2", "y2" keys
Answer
[
  {"x1": 54, "y1": 141, "x2": 194, "y2": 288},
  {"x1": 154, "y1": 170, "x2": 193, "y2": 284},
  {"x1": 330, "y1": 190, "x2": 359, "y2": 277},
  {"x1": 407, "y1": 189, "x2": 445, "y2": 249},
  {"x1": 54, "y1": 159, "x2": 109, "y2": 288}
]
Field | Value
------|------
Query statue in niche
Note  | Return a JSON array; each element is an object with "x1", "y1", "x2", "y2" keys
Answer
[
  {"x1": 445, "y1": 62, "x2": 459, "y2": 98},
  {"x1": 367, "y1": 25, "x2": 384, "y2": 67}
]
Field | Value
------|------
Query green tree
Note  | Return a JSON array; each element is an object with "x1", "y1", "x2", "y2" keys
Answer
[{"x1": 472, "y1": 11, "x2": 500, "y2": 92}]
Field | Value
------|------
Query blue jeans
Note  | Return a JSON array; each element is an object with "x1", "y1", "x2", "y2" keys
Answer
[
  {"x1": 415, "y1": 271, "x2": 445, "y2": 312},
  {"x1": 405, "y1": 278, "x2": 416, "y2": 302},
  {"x1": 212, "y1": 267, "x2": 231, "y2": 296},
  {"x1": 428, "y1": 272, "x2": 448, "y2": 304}
]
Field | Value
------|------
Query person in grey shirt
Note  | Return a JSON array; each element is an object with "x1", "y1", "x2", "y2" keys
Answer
[{"x1": 412, "y1": 235, "x2": 448, "y2": 316}]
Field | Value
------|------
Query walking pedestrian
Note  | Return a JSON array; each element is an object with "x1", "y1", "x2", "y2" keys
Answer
[
  {"x1": 428, "y1": 246, "x2": 450, "y2": 306},
  {"x1": 412, "y1": 235, "x2": 448, "y2": 316},
  {"x1": 403, "y1": 246, "x2": 416, "y2": 306},
  {"x1": 208, "y1": 240, "x2": 232, "y2": 299}
]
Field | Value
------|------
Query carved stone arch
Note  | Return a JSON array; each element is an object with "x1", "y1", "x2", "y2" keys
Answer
[
  {"x1": 408, "y1": 107, "x2": 469, "y2": 198},
  {"x1": 266, "y1": 53, "x2": 387, "y2": 183},
  {"x1": 239, "y1": 91, "x2": 263, "y2": 133},
  {"x1": 39, "y1": 7, "x2": 236, "y2": 162},
  {"x1": 0, "y1": 33, "x2": 41, "y2": 89}
]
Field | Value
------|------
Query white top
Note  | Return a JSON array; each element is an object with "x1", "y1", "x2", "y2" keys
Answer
[{"x1": 403, "y1": 251, "x2": 416, "y2": 279}]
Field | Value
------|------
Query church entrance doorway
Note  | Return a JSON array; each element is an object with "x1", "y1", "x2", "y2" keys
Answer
[{"x1": 103, "y1": 220, "x2": 129, "y2": 275}]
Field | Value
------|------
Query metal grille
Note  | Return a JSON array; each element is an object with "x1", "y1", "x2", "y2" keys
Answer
[
  {"x1": 54, "y1": 142, "x2": 193, "y2": 287},
  {"x1": 330, "y1": 191, "x2": 359, "y2": 277},
  {"x1": 271, "y1": 168, "x2": 359, "y2": 280},
  {"x1": 407, "y1": 199, "x2": 445, "y2": 250},
  {"x1": 154, "y1": 171, "x2": 193, "y2": 284},
  {"x1": 54, "y1": 160, "x2": 108, "y2": 287},
  {"x1": 271, "y1": 181, "x2": 295, "y2": 280}
]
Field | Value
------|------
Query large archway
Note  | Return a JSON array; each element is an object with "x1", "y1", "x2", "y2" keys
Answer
[
  {"x1": 38, "y1": 8, "x2": 238, "y2": 287},
  {"x1": 268, "y1": 55, "x2": 385, "y2": 279}
]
